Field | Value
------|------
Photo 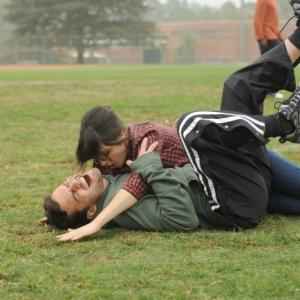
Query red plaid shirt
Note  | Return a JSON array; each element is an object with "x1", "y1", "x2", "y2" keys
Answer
[{"x1": 94, "y1": 122, "x2": 189, "y2": 200}]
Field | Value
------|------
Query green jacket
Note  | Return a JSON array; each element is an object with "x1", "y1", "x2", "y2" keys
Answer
[{"x1": 96, "y1": 152, "x2": 208, "y2": 232}]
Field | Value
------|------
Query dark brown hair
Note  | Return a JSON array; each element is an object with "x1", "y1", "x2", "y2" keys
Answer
[
  {"x1": 43, "y1": 195, "x2": 89, "y2": 229},
  {"x1": 76, "y1": 106, "x2": 125, "y2": 165}
]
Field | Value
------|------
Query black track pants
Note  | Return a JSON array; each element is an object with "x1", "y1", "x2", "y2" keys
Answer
[{"x1": 177, "y1": 43, "x2": 296, "y2": 230}]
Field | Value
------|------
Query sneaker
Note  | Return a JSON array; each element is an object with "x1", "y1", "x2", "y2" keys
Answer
[
  {"x1": 289, "y1": 0, "x2": 300, "y2": 26},
  {"x1": 277, "y1": 87, "x2": 300, "y2": 143},
  {"x1": 267, "y1": 92, "x2": 284, "y2": 99}
]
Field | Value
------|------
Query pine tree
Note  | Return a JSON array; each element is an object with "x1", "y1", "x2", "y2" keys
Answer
[{"x1": 6, "y1": 0, "x2": 154, "y2": 63}]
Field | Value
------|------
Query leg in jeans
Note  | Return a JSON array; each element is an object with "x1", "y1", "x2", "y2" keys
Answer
[{"x1": 267, "y1": 149, "x2": 300, "y2": 214}]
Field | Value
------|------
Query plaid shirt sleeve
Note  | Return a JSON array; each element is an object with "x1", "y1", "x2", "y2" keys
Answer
[{"x1": 122, "y1": 173, "x2": 150, "y2": 200}]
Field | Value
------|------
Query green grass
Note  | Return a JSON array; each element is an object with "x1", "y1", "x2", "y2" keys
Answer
[{"x1": 1, "y1": 64, "x2": 300, "y2": 299}]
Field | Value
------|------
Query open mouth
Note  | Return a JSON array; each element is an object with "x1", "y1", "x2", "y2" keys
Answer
[{"x1": 83, "y1": 174, "x2": 91, "y2": 187}]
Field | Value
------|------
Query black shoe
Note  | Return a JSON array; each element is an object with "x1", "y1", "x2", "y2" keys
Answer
[
  {"x1": 277, "y1": 86, "x2": 300, "y2": 143},
  {"x1": 289, "y1": 0, "x2": 300, "y2": 26}
]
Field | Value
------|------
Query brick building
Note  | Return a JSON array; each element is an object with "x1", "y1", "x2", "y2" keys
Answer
[
  {"x1": 155, "y1": 20, "x2": 294, "y2": 64},
  {"x1": 157, "y1": 21, "x2": 254, "y2": 63},
  {"x1": 99, "y1": 20, "x2": 295, "y2": 64}
]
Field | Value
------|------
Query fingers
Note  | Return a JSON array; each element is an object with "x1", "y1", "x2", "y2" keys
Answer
[
  {"x1": 55, "y1": 222, "x2": 100, "y2": 242},
  {"x1": 56, "y1": 228, "x2": 82, "y2": 242},
  {"x1": 128, "y1": 137, "x2": 160, "y2": 166},
  {"x1": 38, "y1": 217, "x2": 48, "y2": 225},
  {"x1": 164, "y1": 119, "x2": 171, "y2": 126},
  {"x1": 147, "y1": 141, "x2": 159, "y2": 152},
  {"x1": 173, "y1": 119, "x2": 178, "y2": 128},
  {"x1": 126, "y1": 160, "x2": 133, "y2": 166},
  {"x1": 56, "y1": 231, "x2": 80, "y2": 242},
  {"x1": 137, "y1": 138, "x2": 159, "y2": 157},
  {"x1": 164, "y1": 119, "x2": 177, "y2": 128},
  {"x1": 140, "y1": 137, "x2": 149, "y2": 153}
]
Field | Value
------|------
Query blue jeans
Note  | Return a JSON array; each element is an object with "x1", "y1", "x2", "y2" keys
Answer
[{"x1": 267, "y1": 149, "x2": 300, "y2": 214}]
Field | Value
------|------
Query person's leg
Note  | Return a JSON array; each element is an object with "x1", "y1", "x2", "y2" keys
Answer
[
  {"x1": 177, "y1": 111, "x2": 269, "y2": 230},
  {"x1": 268, "y1": 149, "x2": 300, "y2": 195},
  {"x1": 267, "y1": 149, "x2": 300, "y2": 214},
  {"x1": 267, "y1": 40, "x2": 285, "y2": 98},
  {"x1": 258, "y1": 39, "x2": 281, "y2": 55},
  {"x1": 290, "y1": 0, "x2": 300, "y2": 27},
  {"x1": 177, "y1": 101, "x2": 300, "y2": 229},
  {"x1": 178, "y1": 28, "x2": 300, "y2": 229},
  {"x1": 285, "y1": 1, "x2": 300, "y2": 66},
  {"x1": 219, "y1": 40, "x2": 300, "y2": 193},
  {"x1": 221, "y1": 21, "x2": 300, "y2": 212},
  {"x1": 268, "y1": 39, "x2": 282, "y2": 49},
  {"x1": 257, "y1": 40, "x2": 269, "y2": 55},
  {"x1": 219, "y1": 35, "x2": 300, "y2": 196},
  {"x1": 221, "y1": 39, "x2": 299, "y2": 115},
  {"x1": 256, "y1": 39, "x2": 285, "y2": 99},
  {"x1": 268, "y1": 194, "x2": 300, "y2": 214}
]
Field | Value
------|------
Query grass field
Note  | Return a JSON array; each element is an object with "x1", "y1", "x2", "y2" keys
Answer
[{"x1": 1, "y1": 64, "x2": 300, "y2": 299}]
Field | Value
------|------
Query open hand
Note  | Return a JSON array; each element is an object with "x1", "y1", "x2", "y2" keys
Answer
[
  {"x1": 126, "y1": 137, "x2": 159, "y2": 166},
  {"x1": 56, "y1": 221, "x2": 101, "y2": 242},
  {"x1": 38, "y1": 217, "x2": 48, "y2": 225}
]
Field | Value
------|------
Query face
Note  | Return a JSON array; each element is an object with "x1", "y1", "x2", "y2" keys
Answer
[
  {"x1": 97, "y1": 133, "x2": 128, "y2": 169},
  {"x1": 52, "y1": 168, "x2": 105, "y2": 217}
]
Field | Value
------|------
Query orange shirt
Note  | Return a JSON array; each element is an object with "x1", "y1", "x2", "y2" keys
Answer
[{"x1": 254, "y1": 0, "x2": 282, "y2": 40}]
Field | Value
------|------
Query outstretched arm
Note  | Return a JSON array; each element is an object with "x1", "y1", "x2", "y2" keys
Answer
[
  {"x1": 56, "y1": 138, "x2": 158, "y2": 242},
  {"x1": 56, "y1": 188, "x2": 137, "y2": 241}
]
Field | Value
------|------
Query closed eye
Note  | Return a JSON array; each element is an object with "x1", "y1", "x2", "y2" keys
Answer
[
  {"x1": 63, "y1": 181, "x2": 70, "y2": 188},
  {"x1": 99, "y1": 152, "x2": 110, "y2": 161},
  {"x1": 70, "y1": 190, "x2": 79, "y2": 202}
]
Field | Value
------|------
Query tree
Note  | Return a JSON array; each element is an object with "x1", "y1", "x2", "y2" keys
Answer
[
  {"x1": 6, "y1": 0, "x2": 154, "y2": 64},
  {"x1": 0, "y1": 0, "x2": 13, "y2": 62}
]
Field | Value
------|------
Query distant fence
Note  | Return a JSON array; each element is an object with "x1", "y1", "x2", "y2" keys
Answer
[{"x1": 0, "y1": 21, "x2": 296, "y2": 65}]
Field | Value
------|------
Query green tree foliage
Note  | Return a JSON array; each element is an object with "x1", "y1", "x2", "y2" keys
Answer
[
  {"x1": 6, "y1": 0, "x2": 154, "y2": 63},
  {"x1": 0, "y1": 0, "x2": 13, "y2": 60}
]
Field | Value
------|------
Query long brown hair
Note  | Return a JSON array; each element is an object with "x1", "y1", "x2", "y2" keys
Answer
[{"x1": 76, "y1": 106, "x2": 125, "y2": 165}]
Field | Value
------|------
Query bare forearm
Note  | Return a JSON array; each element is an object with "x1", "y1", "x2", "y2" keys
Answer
[{"x1": 92, "y1": 189, "x2": 137, "y2": 228}]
